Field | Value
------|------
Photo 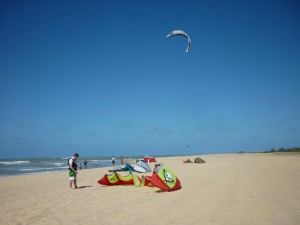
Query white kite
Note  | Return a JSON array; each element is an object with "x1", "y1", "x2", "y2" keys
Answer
[{"x1": 166, "y1": 30, "x2": 191, "y2": 53}]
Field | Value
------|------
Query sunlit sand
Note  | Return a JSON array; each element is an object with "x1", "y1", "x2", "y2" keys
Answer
[{"x1": 0, "y1": 153, "x2": 299, "y2": 225}]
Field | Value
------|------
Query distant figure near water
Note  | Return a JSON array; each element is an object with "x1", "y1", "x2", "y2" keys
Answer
[
  {"x1": 84, "y1": 160, "x2": 88, "y2": 168},
  {"x1": 112, "y1": 156, "x2": 115, "y2": 166},
  {"x1": 120, "y1": 156, "x2": 125, "y2": 165}
]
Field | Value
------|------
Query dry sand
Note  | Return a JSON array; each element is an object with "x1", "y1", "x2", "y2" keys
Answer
[{"x1": 0, "y1": 153, "x2": 299, "y2": 225}]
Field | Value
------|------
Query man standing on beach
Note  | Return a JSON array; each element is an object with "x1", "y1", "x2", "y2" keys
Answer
[{"x1": 69, "y1": 153, "x2": 79, "y2": 189}]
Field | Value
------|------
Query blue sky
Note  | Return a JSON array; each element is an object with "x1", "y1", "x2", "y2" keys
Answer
[{"x1": 0, "y1": 0, "x2": 299, "y2": 158}]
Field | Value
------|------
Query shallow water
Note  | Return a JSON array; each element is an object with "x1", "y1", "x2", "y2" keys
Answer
[{"x1": 0, "y1": 156, "x2": 141, "y2": 177}]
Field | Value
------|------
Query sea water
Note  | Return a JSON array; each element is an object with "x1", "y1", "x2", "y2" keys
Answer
[{"x1": 0, "y1": 156, "x2": 141, "y2": 177}]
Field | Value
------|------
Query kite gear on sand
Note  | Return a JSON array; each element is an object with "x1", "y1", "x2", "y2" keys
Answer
[
  {"x1": 183, "y1": 157, "x2": 206, "y2": 163},
  {"x1": 98, "y1": 163, "x2": 181, "y2": 192}
]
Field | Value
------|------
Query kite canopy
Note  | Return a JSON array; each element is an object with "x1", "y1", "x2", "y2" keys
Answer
[
  {"x1": 195, "y1": 157, "x2": 206, "y2": 163},
  {"x1": 98, "y1": 172, "x2": 136, "y2": 186},
  {"x1": 166, "y1": 30, "x2": 192, "y2": 53},
  {"x1": 108, "y1": 161, "x2": 151, "y2": 173},
  {"x1": 150, "y1": 163, "x2": 181, "y2": 192},
  {"x1": 98, "y1": 172, "x2": 154, "y2": 187},
  {"x1": 183, "y1": 157, "x2": 206, "y2": 164},
  {"x1": 183, "y1": 158, "x2": 192, "y2": 163},
  {"x1": 134, "y1": 160, "x2": 151, "y2": 173},
  {"x1": 108, "y1": 163, "x2": 136, "y2": 172},
  {"x1": 144, "y1": 156, "x2": 156, "y2": 163}
]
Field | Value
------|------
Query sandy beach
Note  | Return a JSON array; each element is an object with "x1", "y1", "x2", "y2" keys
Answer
[{"x1": 0, "y1": 153, "x2": 299, "y2": 225}]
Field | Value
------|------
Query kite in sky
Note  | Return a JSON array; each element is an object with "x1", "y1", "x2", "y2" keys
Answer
[{"x1": 166, "y1": 30, "x2": 191, "y2": 53}]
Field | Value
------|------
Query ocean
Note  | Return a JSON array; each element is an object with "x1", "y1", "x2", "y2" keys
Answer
[{"x1": 0, "y1": 156, "x2": 141, "y2": 177}]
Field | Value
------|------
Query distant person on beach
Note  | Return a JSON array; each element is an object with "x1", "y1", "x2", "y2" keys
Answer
[
  {"x1": 120, "y1": 156, "x2": 125, "y2": 165},
  {"x1": 68, "y1": 153, "x2": 79, "y2": 189},
  {"x1": 112, "y1": 156, "x2": 115, "y2": 166},
  {"x1": 84, "y1": 160, "x2": 88, "y2": 168}
]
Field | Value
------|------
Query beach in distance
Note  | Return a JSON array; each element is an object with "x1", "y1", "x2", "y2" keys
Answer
[{"x1": 0, "y1": 153, "x2": 299, "y2": 225}]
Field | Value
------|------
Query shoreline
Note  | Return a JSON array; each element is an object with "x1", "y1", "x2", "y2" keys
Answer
[
  {"x1": 0, "y1": 154, "x2": 197, "y2": 178},
  {"x1": 1, "y1": 152, "x2": 299, "y2": 178},
  {"x1": 1, "y1": 151, "x2": 299, "y2": 178}
]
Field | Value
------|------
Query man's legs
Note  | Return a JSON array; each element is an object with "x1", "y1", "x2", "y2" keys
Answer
[
  {"x1": 74, "y1": 179, "x2": 78, "y2": 189},
  {"x1": 69, "y1": 176, "x2": 77, "y2": 189},
  {"x1": 69, "y1": 179, "x2": 73, "y2": 188}
]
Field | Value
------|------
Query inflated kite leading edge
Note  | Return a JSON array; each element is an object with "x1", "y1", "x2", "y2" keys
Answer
[{"x1": 166, "y1": 30, "x2": 191, "y2": 53}]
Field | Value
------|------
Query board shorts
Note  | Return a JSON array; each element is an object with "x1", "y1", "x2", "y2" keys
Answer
[{"x1": 69, "y1": 170, "x2": 77, "y2": 180}]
